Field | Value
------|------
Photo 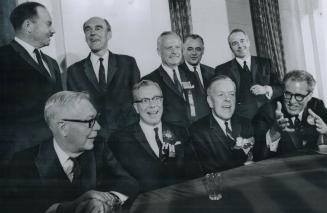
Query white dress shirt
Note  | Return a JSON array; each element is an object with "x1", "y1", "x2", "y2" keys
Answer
[
  {"x1": 212, "y1": 112, "x2": 232, "y2": 135},
  {"x1": 90, "y1": 50, "x2": 109, "y2": 82},
  {"x1": 139, "y1": 120, "x2": 163, "y2": 157},
  {"x1": 185, "y1": 61, "x2": 204, "y2": 86},
  {"x1": 161, "y1": 64, "x2": 182, "y2": 84}
]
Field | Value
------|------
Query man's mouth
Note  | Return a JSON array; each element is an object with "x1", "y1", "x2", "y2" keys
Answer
[{"x1": 147, "y1": 110, "x2": 159, "y2": 116}]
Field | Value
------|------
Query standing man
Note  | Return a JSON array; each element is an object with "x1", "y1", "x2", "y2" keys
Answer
[
  {"x1": 6, "y1": 91, "x2": 139, "y2": 213},
  {"x1": 215, "y1": 29, "x2": 282, "y2": 120},
  {"x1": 179, "y1": 34, "x2": 215, "y2": 122},
  {"x1": 67, "y1": 16, "x2": 140, "y2": 139},
  {"x1": 188, "y1": 75, "x2": 253, "y2": 176},
  {"x1": 109, "y1": 80, "x2": 188, "y2": 192},
  {"x1": 0, "y1": 2, "x2": 62, "y2": 166},
  {"x1": 253, "y1": 70, "x2": 327, "y2": 160}
]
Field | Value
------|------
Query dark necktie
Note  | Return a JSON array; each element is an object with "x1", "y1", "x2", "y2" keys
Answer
[
  {"x1": 225, "y1": 121, "x2": 235, "y2": 141},
  {"x1": 70, "y1": 157, "x2": 81, "y2": 184},
  {"x1": 193, "y1": 66, "x2": 205, "y2": 94},
  {"x1": 98, "y1": 58, "x2": 106, "y2": 91},
  {"x1": 293, "y1": 115, "x2": 301, "y2": 129},
  {"x1": 243, "y1": 61, "x2": 250, "y2": 73},
  {"x1": 34, "y1": 49, "x2": 51, "y2": 77},
  {"x1": 154, "y1": 127, "x2": 163, "y2": 158},
  {"x1": 173, "y1": 69, "x2": 183, "y2": 95},
  {"x1": 292, "y1": 115, "x2": 303, "y2": 149}
]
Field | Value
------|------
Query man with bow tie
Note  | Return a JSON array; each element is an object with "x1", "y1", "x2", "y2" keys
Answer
[
  {"x1": 187, "y1": 75, "x2": 254, "y2": 177},
  {"x1": 253, "y1": 70, "x2": 327, "y2": 160},
  {"x1": 109, "y1": 80, "x2": 188, "y2": 192}
]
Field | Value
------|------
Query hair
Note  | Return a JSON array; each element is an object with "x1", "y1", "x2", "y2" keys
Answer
[
  {"x1": 10, "y1": 2, "x2": 45, "y2": 30},
  {"x1": 132, "y1": 80, "x2": 162, "y2": 101},
  {"x1": 83, "y1": 17, "x2": 111, "y2": 32},
  {"x1": 227, "y1": 28, "x2": 247, "y2": 44},
  {"x1": 184, "y1": 34, "x2": 204, "y2": 45},
  {"x1": 283, "y1": 70, "x2": 316, "y2": 93},
  {"x1": 44, "y1": 91, "x2": 91, "y2": 126},
  {"x1": 207, "y1": 75, "x2": 236, "y2": 96},
  {"x1": 157, "y1": 31, "x2": 181, "y2": 49}
]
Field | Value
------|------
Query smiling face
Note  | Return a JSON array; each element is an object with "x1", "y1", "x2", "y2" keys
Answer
[
  {"x1": 283, "y1": 80, "x2": 312, "y2": 116},
  {"x1": 207, "y1": 78, "x2": 236, "y2": 121},
  {"x1": 158, "y1": 34, "x2": 182, "y2": 68},
  {"x1": 183, "y1": 37, "x2": 204, "y2": 66},
  {"x1": 29, "y1": 6, "x2": 55, "y2": 48},
  {"x1": 84, "y1": 17, "x2": 111, "y2": 55},
  {"x1": 229, "y1": 31, "x2": 250, "y2": 59},
  {"x1": 133, "y1": 85, "x2": 163, "y2": 126}
]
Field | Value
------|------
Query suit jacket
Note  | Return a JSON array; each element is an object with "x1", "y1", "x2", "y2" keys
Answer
[
  {"x1": 0, "y1": 40, "x2": 62, "y2": 162},
  {"x1": 5, "y1": 139, "x2": 139, "y2": 213},
  {"x1": 179, "y1": 62, "x2": 215, "y2": 89},
  {"x1": 188, "y1": 114, "x2": 252, "y2": 176},
  {"x1": 215, "y1": 56, "x2": 282, "y2": 119},
  {"x1": 109, "y1": 122, "x2": 188, "y2": 192},
  {"x1": 67, "y1": 52, "x2": 140, "y2": 137},
  {"x1": 253, "y1": 97, "x2": 327, "y2": 161}
]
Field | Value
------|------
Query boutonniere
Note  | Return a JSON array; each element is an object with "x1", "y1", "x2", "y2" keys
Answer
[
  {"x1": 162, "y1": 129, "x2": 181, "y2": 158},
  {"x1": 181, "y1": 81, "x2": 194, "y2": 90},
  {"x1": 235, "y1": 137, "x2": 255, "y2": 150}
]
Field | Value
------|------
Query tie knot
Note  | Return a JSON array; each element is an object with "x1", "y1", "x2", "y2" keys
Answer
[
  {"x1": 99, "y1": 57, "x2": 104, "y2": 62},
  {"x1": 154, "y1": 127, "x2": 159, "y2": 134},
  {"x1": 193, "y1": 66, "x2": 197, "y2": 71},
  {"x1": 244, "y1": 61, "x2": 247, "y2": 66}
]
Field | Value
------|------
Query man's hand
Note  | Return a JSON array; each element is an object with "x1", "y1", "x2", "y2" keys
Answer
[
  {"x1": 75, "y1": 199, "x2": 111, "y2": 213},
  {"x1": 308, "y1": 109, "x2": 327, "y2": 134},
  {"x1": 270, "y1": 102, "x2": 294, "y2": 141},
  {"x1": 250, "y1": 85, "x2": 267, "y2": 96}
]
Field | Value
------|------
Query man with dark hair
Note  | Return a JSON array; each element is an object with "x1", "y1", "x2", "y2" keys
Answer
[
  {"x1": 253, "y1": 70, "x2": 327, "y2": 160},
  {"x1": 109, "y1": 80, "x2": 188, "y2": 192},
  {"x1": 67, "y1": 16, "x2": 140, "y2": 139},
  {"x1": 187, "y1": 75, "x2": 254, "y2": 176},
  {"x1": 179, "y1": 34, "x2": 215, "y2": 122},
  {"x1": 215, "y1": 29, "x2": 282, "y2": 120},
  {"x1": 0, "y1": 2, "x2": 62, "y2": 168},
  {"x1": 6, "y1": 91, "x2": 139, "y2": 213}
]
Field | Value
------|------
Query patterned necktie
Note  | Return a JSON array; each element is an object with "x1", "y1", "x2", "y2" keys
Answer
[
  {"x1": 225, "y1": 121, "x2": 234, "y2": 141},
  {"x1": 173, "y1": 69, "x2": 183, "y2": 95},
  {"x1": 243, "y1": 61, "x2": 250, "y2": 73},
  {"x1": 70, "y1": 157, "x2": 81, "y2": 184},
  {"x1": 193, "y1": 66, "x2": 205, "y2": 94},
  {"x1": 99, "y1": 58, "x2": 106, "y2": 91},
  {"x1": 154, "y1": 127, "x2": 163, "y2": 158},
  {"x1": 34, "y1": 49, "x2": 51, "y2": 78}
]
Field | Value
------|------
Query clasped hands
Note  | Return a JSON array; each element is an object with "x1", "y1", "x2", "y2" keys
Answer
[{"x1": 60, "y1": 190, "x2": 121, "y2": 213}]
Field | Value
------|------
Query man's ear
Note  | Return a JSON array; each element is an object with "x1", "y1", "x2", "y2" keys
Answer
[
  {"x1": 133, "y1": 103, "x2": 139, "y2": 114},
  {"x1": 57, "y1": 121, "x2": 69, "y2": 137},
  {"x1": 207, "y1": 95, "x2": 213, "y2": 108},
  {"x1": 22, "y1": 19, "x2": 33, "y2": 33}
]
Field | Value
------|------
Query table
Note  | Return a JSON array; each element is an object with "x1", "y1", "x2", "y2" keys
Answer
[{"x1": 130, "y1": 152, "x2": 327, "y2": 213}]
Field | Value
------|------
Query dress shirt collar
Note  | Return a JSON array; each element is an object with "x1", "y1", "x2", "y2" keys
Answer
[
  {"x1": 90, "y1": 50, "x2": 109, "y2": 81},
  {"x1": 139, "y1": 120, "x2": 163, "y2": 157},
  {"x1": 90, "y1": 50, "x2": 109, "y2": 63},
  {"x1": 53, "y1": 139, "x2": 70, "y2": 169},
  {"x1": 185, "y1": 61, "x2": 200, "y2": 72},
  {"x1": 15, "y1": 37, "x2": 37, "y2": 57},
  {"x1": 235, "y1": 56, "x2": 251, "y2": 69},
  {"x1": 161, "y1": 64, "x2": 182, "y2": 83},
  {"x1": 212, "y1": 112, "x2": 231, "y2": 135},
  {"x1": 139, "y1": 120, "x2": 162, "y2": 136}
]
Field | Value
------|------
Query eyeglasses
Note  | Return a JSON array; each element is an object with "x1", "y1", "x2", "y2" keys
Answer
[
  {"x1": 283, "y1": 91, "x2": 311, "y2": 102},
  {"x1": 62, "y1": 114, "x2": 100, "y2": 128},
  {"x1": 134, "y1": 96, "x2": 163, "y2": 105}
]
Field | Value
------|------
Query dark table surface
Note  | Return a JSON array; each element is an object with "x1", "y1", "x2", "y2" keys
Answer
[{"x1": 130, "y1": 151, "x2": 327, "y2": 213}]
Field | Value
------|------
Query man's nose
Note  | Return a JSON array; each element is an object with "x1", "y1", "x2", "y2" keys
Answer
[{"x1": 93, "y1": 121, "x2": 101, "y2": 131}]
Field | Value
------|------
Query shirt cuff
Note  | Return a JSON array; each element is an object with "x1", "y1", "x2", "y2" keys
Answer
[
  {"x1": 109, "y1": 191, "x2": 128, "y2": 203},
  {"x1": 266, "y1": 130, "x2": 280, "y2": 152},
  {"x1": 264, "y1": 85, "x2": 273, "y2": 99},
  {"x1": 45, "y1": 203, "x2": 60, "y2": 213}
]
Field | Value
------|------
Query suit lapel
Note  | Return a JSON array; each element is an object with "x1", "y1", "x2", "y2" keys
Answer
[
  {"x1": 250, "y1": 56, "x2": 258, "y2": 83},
  {"x1": 41, "y1": 53, "x2": 57, "y2": 82},
  {"x1": 79, "y1": 150, "x2": 96, "y2": 191},
  {"x1": 230, "y1": 59, "x2": 241, "y2": 89},
  {"x1": 107, "y1": 52, "x2": 118, "y2": 86},
  {"x1": 158, "y1": 66, "x2": 185, "y2": 99},
  {"x1": 231, "y1": 116, "x2": 242, "y2": 139},
  {"x1": 10, "y1": 40, "x2": 53, "y2": 81},
  {"x1": 83, "y1": 55, "x2": 102, "y2": 93},
  {"x1": 133, "y1": 124, "x2": 159, "y2": 159},
  {"x1": 209, "y1": 115, "x2": 232, "y2": 152}
]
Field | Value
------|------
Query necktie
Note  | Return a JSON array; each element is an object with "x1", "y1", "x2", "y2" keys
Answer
[
  {"x1": 70, "y1": 157, "x2": 81, "y2": 184},
  {"x1": 173, "y1": 69, "x2": 183, "y2": 95},
  {"x1": 243, "y1": 61, "x2": 250, "y2": 73},
  {"x1": 193, "y1": 66, "x2": 205, "y2": 94},
  {"x1": 98, "y1": 58, "x2": 106, "y2": 91},
  {"x1": 34, "y1": 49, "x2": 51, "y2": 77},
  {"x1": 225, "y1": 121, "x2": 234, "y2": 141},
  {"x1": 154, "y1": 127, "x2": 163, "y2": 158},
  {"x1": 293, "y1": 115, "x2": 301, "y2": 129},
  {"x1": 291, "y1": 115, "x2": 303, "y2": 149}
]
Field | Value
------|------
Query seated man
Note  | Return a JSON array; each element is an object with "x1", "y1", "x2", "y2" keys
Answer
[
  {"x1": 109, "y1": 80, "x2": 188, "y2": 192},
  {"x1": 188, "y1": 75, "x2": 253, "y2": 176},
  {"x1": 253, "y1": 70, "x2": 327, "y2": 160},
  {"x1": 6, "y1": 91, "x2": 139, "y2": 213}
]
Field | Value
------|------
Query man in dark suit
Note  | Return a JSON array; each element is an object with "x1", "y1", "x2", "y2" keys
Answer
[
  {"x1": 143, "y1": 31, "x2": 208, "y2": 127},
  {"x1": 109, "y1": 80, "x2": 188, "y2": 192},
  {"x1": 6, "y1": 91, "x2": 139, "y2": 213},
  {"x1": 179, "y1": 34, "x2": 215, "y2": 122},
  {"x1": 0, "y1": 2, "x2": 62, "y2": 167},
  {"x1": 215, "y1": 29, "x2": 282, "y2": 120},
  {"x1": 253, "y1": 70, "x2": 327, "y2": 161},
  {"x1": 188, "y1": 75, "x2": 254, "y2": 177},
  {"x1": 67, "y1": 16, "x2": 140, "y2": 139}
]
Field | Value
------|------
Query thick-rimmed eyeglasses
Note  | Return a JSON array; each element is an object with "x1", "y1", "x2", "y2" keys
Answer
[
  {"x1": 134, "y1": 96, "x2": 163, "y2": 105},
  {"x1": 62, "y1": 114, "x2": 100, "y2": 128},
  {"x1": 283, "y1": 91, "x2": 310, "y2": 102}
]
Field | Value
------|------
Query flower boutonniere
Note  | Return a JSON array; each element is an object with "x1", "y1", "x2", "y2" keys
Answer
[{"x1": 162, "y1": 129, "x2": 182, "y2": 158}]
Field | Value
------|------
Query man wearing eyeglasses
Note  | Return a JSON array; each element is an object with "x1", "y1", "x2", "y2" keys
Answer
[
  {"x1": 109, "y1": 80, "x2": 188, "y2": 192},
  {"x1": 253, "y1": 70, "x2": 327, "y2": 160},
  {"x1": 6, "y1": 91, "x2": 139, "y2": 213}
]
